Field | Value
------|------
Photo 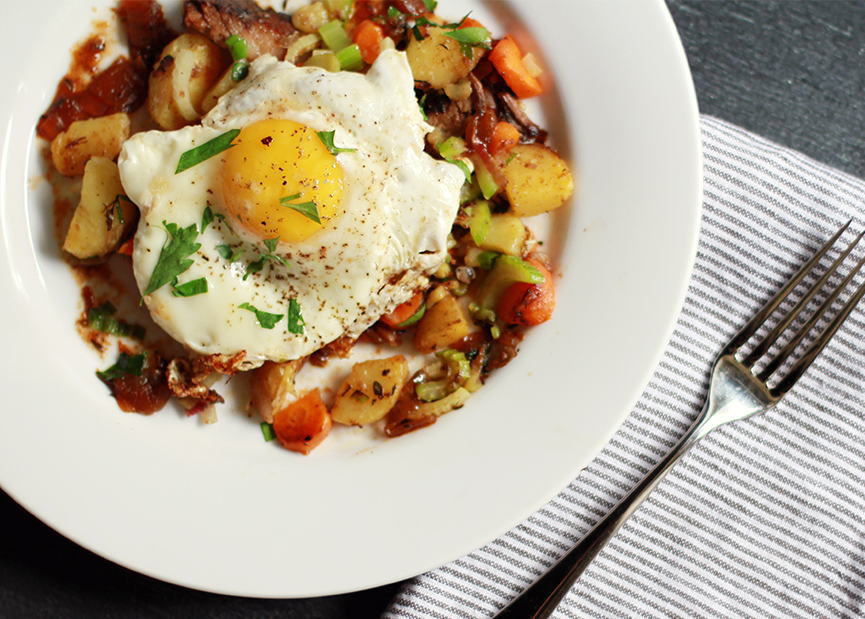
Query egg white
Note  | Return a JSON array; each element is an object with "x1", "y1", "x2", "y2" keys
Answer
[{"x1": 118, "y1": 50, "x2": 464, "y2": 365}]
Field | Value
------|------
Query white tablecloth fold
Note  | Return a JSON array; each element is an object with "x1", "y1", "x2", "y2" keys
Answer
[{"x1": 383, "y1": 116, "x2": 865, "y2": 619}]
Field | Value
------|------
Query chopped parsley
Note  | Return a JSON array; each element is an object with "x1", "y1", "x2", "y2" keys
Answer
[
  {"x1": 279, "y1": 193, "x2": 321, "y2": 224},
  {"x1": 171, "y1": 277, "x2": 208, "y2": 297},
  {"x1": 287, "y1": 298, "x2": 305, "y2": 335},
  {"x1": 244, "y1": 237, "x2": 290, "y2": 280},
  {"x1": 238, "y1": 303, "x2": 284, "y2": 329},
  {"x1": 143, "y1": 221, "x2": 201, "y2": 297},
  {"x1": 216, "y1": 244, "x2": 243, "y2": 262},
  {"x1": 316, "y1": 130, "x2": 356, "y2": 156}
]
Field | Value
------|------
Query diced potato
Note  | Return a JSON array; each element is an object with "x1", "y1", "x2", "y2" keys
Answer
[
  {"x1": 406, "y1": 22, "x2": 484, "y2": 89},
  {"x1": 272, "y1": 389, "x2": 332, "y2": 455},
  {"x1": 148, "y1": 33, "x2": 230, "y2": 130},
  {"x1": 501, "y1": 143, "x2": 575, "y2": 217},
  {"x1": 200, "y1": 67, "x2": 237, "y2": 114},
  {"x1": 50, "y1": 113, "x2": 130, "y2": 177},
  {"x1": 414, "y1": 294, "x2": 470, "y2": 354},
  {"x1": 331, "y1": 355, "x2": 410, "y2": 426},
  {"x1": 479, "y1": 213, "x2": 527, "y2": 256},
  {"x1": 249, "y1": 359, "x2": 305, "y2": 423},
  {"x1": 292, "y1": 2, "x2": 331, "y2": 33},
  {"x1": 63, "y1": 157, "x2": 137, "y2": 259}
]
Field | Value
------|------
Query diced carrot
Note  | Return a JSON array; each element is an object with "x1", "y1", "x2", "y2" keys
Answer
[
  {"x1": 353, "y1": 19, "x2": 384, "y2": 65},
  {"x1": 497, "y1": 258, "x2": 555, "y2": 326},
  {"x1": 272, "y1": 389, "x2": 332, "y2": 455},
  {"x1": 488, "y1": 35, "x2": 543, "y2": 99},
  {"x1": 458, "y1": 17, "x2": 485, "y2": 30},
  {"x1": 489, "y1": 121, "x2": 521, "y2": 156},
  {"x1": 117, "y1": 237, "x2": 134, "y2": 256},
  {"x1": 381, "y1": 291, "x2": 425, "y2": 329}
]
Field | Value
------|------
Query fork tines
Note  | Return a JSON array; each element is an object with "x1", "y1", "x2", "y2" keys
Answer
[{"x1": 727, "y1": 220, "x2": 865, "y2": 396}]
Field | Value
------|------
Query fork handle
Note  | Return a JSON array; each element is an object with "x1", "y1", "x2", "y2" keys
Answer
[{"x1": 492, "y1": 416, "x2": 707, "y2": 619}]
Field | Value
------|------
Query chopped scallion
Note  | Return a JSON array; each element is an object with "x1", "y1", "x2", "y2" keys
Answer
[
  {"x1": 176, "y1": 129, "x2": 241, "y2": 174},
  {"x1": 260, "y1": 421, "x2": 276, "y2": 441},
  {"x1": 225, "y1": 34, "x2": 248, "y2": 61},
  {"x1": 231, "y1": 60, "x2": 249, "y2": 82},
  {"x1": 97, "y1": 351, "x2": 147, "y2": 382}
]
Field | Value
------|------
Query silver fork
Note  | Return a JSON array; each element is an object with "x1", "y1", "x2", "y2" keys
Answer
[{"x1": 494, "y1": 221, "x2": 865, "y2": 619}]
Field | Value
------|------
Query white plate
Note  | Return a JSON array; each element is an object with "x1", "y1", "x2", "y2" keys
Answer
[{"x1": 0, "y1": 0, "x2": 701, "y2": 598}]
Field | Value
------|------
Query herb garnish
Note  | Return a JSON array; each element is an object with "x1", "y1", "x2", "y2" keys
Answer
[
  {"x1": 244, "y1": 237, "x2": 291, "y2": 280},
  {"x1": 238, "y1": 303, "x2": 284, "y2": 329},
  {"x1": 171, "y1": 277, "x2": 208, "y2": 297},
  {"x1": 143, "y1": 221, "x2": 201, "y2": 296},
  {"x1": 279, "y1": 193, "x2": 321, "y2": 224},
  {"x1": 287, "y1": 298, "x2": 305, "y2": 335},
  {"x1": 260, "y1": 421, "x2": 276, "y2": 441},
  {"x1": 88, "y1": 302, "x2": 146, "y2": 340},
  {"x1": 216, "y1": 244, "x2": 243, "y2": 262},
  {"x1": 97, "y1": 351, "x2": 147, "y2": 382},
  {"x1": 316, "y1": 130, "x2": 356, "y2": 156},
  {"x1": 175, "y1": 129, "x2": 241, "y2": 174}
]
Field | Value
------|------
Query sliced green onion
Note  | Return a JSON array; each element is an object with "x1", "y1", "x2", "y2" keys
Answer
[
  {"x1": 231, "y1": 60, "x2": 249, "y2": 82},
  {"x1": 336, "y1": 44, "x2": 363, "y2": 70},
  {"x1": 319, "y1": 20, "x2": 352, "y2": 51},
  {"x1": 225, "y1": 34, "x2": 248, "y2": 61},
  {"x1": 97, "y1": 351, "x2": 147, "y2": 382},
  {"x1": 260, "y1": 421, "x2": 276, "y2": 442},
  {"x1": 176, "y1": 129, "x2": 240, "y2": 174},
  {"x1": 88, "y1": 302, "x2": 146, "y2": 340}
]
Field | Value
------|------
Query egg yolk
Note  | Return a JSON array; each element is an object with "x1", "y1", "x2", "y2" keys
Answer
[{"x1": 218, "y1": 118, "x2": 344, "y2": 243}]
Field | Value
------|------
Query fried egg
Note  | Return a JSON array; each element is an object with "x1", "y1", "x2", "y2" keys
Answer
[{"x1": 118, "y1": 50, "x2": 464, "y2": 365}]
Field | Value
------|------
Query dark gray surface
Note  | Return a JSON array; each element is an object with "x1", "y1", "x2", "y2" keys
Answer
[{"x1": 3, "y1": 2, "x2": 863, "y2": 618}]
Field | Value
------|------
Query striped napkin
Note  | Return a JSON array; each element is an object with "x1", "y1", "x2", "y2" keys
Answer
[{"x1": 383, "y1": 116, "x2": 865, "y2": 618}]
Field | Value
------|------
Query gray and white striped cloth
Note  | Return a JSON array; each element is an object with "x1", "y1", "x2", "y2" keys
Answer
[{"x1": 383, "y1": 116, "x2": 865, "y2": 618}]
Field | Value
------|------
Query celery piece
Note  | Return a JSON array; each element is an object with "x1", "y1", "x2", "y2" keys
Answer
[
  {"x1": 319, "y1": 20, "x2": 352, "y2": 51},
  {"x1": 468, "y1": 200, "x2": 492, "y2": 246},
  {"x1": 337, "y1": 44, "x2": 363, "y2": 70},
  {"x1": 477, "y1": 255, "x2": 543, "y2": 311},
  {"x1": 474, "y1": 158, "x2": 499, "y2": 199}
]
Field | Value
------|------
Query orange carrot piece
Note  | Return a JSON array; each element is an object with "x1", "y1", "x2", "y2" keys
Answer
[
  {"x1": 117, "y1": 237, "x2": 134, "y2": 256},
  {"x1": 489, "y1": 121, "x2": 521, "y2": 156},
  {"x1": 497, "y1": 258, "x2": 555, "y2": 326},
  {"x1": 353, "y1": 19, "x2": 384, "y2": 65},
  {"x1": 272, "y1": 389, "x2": 332, "y2": 455},
  {"x1": 489, "y1": 35, "x2": 543, "y2": 99},
  {"x1": 381, "y1": 291, "x2": 425, "y2": 329}
]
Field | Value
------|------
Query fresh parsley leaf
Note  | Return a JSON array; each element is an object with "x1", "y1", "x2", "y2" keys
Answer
[
  {"x1": 244, "y1": 238, "x2": 290, "y2": 280},
  {"x1": 387, "y1": 6, "x2": 403, "y2": 17},
  {"x1": 97, "y1": 351, "x2": 147, "y2": 382},
  {"x1": 171, "y1": 277, "x2": 208, "y2": 297},
  {"x1": 287, "y1": 298, "x2": 305, "y2": 335},
  {"x1": 316, "y1": 130, "x2": 356, "y2": 156},
  {"x1": 445, "y1": 25, "x2": 491, "y2": 58},
  {"x1": 176, "y1": 129, "x2": 241, "y2": 174},
  {"x1": 423, "y1": 0, "x2": 437, "y2": 10},
  {"x1": 201, "y1": 206, "x2": 214, "y2": 232},
  {"x1": 279, "y1": 193, "x2": 321, "y2": 224},
  {"x1": 143, "y1": 221, "x2": 201, "y2": 296},
  {"x1": 238, "y1": 302, "x2": 284, "y2": 329},
  {"x1": 216, "y1": 244, "x2": 242, "y2": 262}
]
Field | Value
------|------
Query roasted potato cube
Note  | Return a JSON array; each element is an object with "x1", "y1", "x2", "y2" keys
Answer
[
  {"x1": 249, "y1": 359, "x2": 305, "y2": 423},
  {"x1": 331, "y1": 355, "x2": 410, "y2": 426},
  {"x1": 148, "y1": 33, "x2": 230, "y2": 130},
  {"x1": 63, "y1": 157, "x2": 137, "y2": 259},
  {"x1": 501, "y1": 143, "x2": 575, "y2": 217},
  {"x1": 479, "y1": 213, "x2": 527, "y2": 256},
  {"x1": 406, "y1": 22, "x2": 484, "y2": 89},
  {"x1": 50, "y1": 113, "x2": 130, "y2": 177},
  {"x1": 414, "y1": 295, "x2": 470, "y2": 354}
]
